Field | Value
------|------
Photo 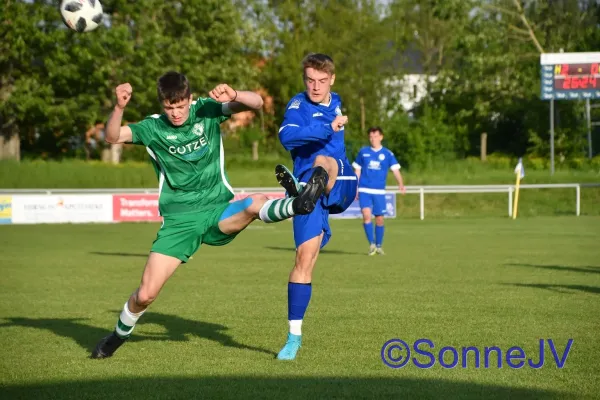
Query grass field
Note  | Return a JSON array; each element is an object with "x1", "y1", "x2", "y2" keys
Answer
[{"x1": 1, "y1": 216, "x2": 599, "y2": 399}]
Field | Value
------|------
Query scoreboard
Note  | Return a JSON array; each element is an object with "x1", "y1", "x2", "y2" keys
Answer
[{"x1": 540, "y1": 52, "x2": 600, "y2": 100}]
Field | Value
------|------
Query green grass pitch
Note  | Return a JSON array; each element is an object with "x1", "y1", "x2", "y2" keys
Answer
[{"x1": 1, "y1": 216, "x2": 599, "y2": 399}]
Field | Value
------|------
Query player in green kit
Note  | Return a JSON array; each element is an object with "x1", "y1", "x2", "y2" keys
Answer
[{"x1": 91, "y1": 71, "x2": 327, "y2": 359}]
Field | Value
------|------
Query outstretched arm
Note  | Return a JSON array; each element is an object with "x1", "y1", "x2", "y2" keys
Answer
[{"x1": 209, "y1": 84, "x2": 263, "y2": 114}]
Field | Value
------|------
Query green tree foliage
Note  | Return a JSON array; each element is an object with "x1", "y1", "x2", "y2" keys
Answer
[
  {"x1": 2, "y1": 0, "x2": 259, "y2": 159},
  {"x1": 380, "y1": 0, "x2": 600, "y2": 167},
  {"x1": 256, "y1": 0, "x2": 400, "y2": 158},
  {"x1": 2, "y1": 0, "x2": 600, "y2": 166}
]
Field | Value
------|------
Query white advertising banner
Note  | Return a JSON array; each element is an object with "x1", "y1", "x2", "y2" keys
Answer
[{"x1": 11, "y1": 195, "x2": 113, "y2": 224}]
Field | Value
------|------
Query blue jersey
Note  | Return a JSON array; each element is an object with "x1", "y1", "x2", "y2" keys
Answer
[
  {"x1": 278, "y1": 92, "x2": 350, "y2": 177},
  {"x1": 352, "y1": 146, "x2": 400, "y2": 192}
]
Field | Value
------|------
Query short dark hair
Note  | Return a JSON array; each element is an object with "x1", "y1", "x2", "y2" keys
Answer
[
  {"x1": 157, "y1": 71, "x2": 191, "y2": 104},
  {"x1": 368, "y1": 126, "x2": 383, "y2": 135},
  {"x1": 302, "y1": 53, "x2": 335, "y2": 76}
]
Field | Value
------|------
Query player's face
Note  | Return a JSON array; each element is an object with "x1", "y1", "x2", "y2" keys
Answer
[
  {"x1": 369, "y1": 131, "x2": 383, "y2": 148},
  {"x1": 304, "y1": 68, "x2": 335, "y2": 103},
  {"x1": 162, "y1": 95, "x2": 193, "y2": 126}
]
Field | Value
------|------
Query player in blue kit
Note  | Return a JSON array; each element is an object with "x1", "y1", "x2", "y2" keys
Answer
[
  {"x1": 353, "y1": 127, "x2": 406, "y2": 255},
  {"x1": 273, "y1": 53, "x2": 358, "y2": 360}
]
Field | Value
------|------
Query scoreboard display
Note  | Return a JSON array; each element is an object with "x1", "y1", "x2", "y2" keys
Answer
[{"x1": 540, "y1": 52, "x2": 600, "y2": 100}]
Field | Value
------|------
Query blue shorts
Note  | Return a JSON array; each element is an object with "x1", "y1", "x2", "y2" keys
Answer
[
  {"x1": 293, "y1": 159, "x2": 357, "y2": 249},
  {"x1": 358, "y1": 192, "x2": 387, "y2": 216}
]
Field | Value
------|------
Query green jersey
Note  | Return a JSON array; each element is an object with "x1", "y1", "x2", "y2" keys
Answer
[{"x1": 129, "y1": 97, "x2": 235, "y2": 216}]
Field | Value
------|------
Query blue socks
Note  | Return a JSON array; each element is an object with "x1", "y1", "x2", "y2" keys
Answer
[
  {"x1": 363, "y1": 222, "x2": 374, "y2": 245},
  {"x1": 364, "y1": 222, "x2": 384, "y2": 247},
  {"x1": 375, "y1": 225, "x2": 384, "y2": 247},
  {"x1": 288, "y1": 282, "x2": 312, "y2": 320},
  {"x1": 288, "y1": 282, "x2": 312, "y2": 335}
]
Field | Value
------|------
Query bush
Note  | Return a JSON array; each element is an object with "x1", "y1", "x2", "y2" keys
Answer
[
  {"x1": 485, "y1": 153, "x2": 513, "y2": 169},
  {"x1": 568, "y1": 157, "x2": 587, "y2": 170},
  {"x1": 525, "y1": 156, "x2": 547, "y2": 170},
  {"x1": 528, "y1": 126, "x2": 588, "y2": 161},
  {"x1": 590, "y1": 155, "x2": 600, "y2": 170},
  {"x1": 384, "y1": 106, "x2": 461, "y2": 169},
  {"x1": 120, "y1": 144, "x2": 152, "y2": 163}
]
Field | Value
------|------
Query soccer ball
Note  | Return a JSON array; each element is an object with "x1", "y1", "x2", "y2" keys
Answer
[{"x1": 60, "y1": 0, "x2": 103, "y2": 33}]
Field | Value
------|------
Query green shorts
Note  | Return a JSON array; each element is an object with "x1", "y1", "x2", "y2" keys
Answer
[{"x1": 150, "y1": 203, "x2": 237, "y2": 263}]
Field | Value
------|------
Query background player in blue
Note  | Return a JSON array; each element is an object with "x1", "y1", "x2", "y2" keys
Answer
[
  {"x1": 274, "y1": 53, "x2": 358, "y2": 360},
  {"x1": 353, "y1": 127, "x2": 406, "y2": 255}
]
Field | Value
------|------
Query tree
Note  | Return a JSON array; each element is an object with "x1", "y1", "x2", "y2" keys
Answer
[
  {"x1": 1, "y1": 0, "x2": 262, "y2": 160},
  {"x1": 390, "y1": 0, "x2": 600, "y2": 162},
  {"x1": 256, "y1": 0, "x2": 397, "y2": 156}
]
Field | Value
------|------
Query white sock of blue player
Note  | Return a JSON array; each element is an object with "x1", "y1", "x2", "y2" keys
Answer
[
  {"x1": 375, "y1": 225, "x2": 384, "y2": 248},
  {"x1": 363, "y1": 222, "x2": 374, "y2": 245},
  {"x1": 289, "y1": 320, "x2": 302, "y2": 336},
  {"x1": 115, "y1": 301, "x2": 145, "y2": 339},
  {"x1": 288, "y1": 282, "x2": 312, "y2": 335},
  {"x1": 258, "y1": 198, "x2": 296, "y2": 223}
]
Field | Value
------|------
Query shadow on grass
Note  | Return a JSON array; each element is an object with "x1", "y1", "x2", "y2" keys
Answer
[
  {"x1": 0, "y1": 312, "x2": 275, "y2": 357},
  {"x1": 503, "y1": 283, "x2": 600, "y2": 295},
  {"x1": 0, "y1": 376, "x2": 570, "y2": 400},
  {"x1": 264, "y1": 246, "x2": 364, "y2": 255},
  {"x1": 89, "y1": 251, "x2": 148, "y2": 258},
  {"x1": 506, "y1": 263, "x2": 600, "y2": 275}
]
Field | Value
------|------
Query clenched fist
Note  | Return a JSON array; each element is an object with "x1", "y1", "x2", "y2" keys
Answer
[
  {"x1": 209, "y1": 84, "x2": 237, "y2": 103},
  {"x1": 331, "y1": 115, "x2": 348, "y2": 132},
  {"x1": 115, "y1": 83, "x2": 133, "y2": 110}
]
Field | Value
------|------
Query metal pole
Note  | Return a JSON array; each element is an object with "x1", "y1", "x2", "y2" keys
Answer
[
  {"x1": 586, "y1": 99, "x2": 592, "y2": 159},
  {"x1": 550, "y1": 99, "x2": 555, "y2": 175},
  {"x1": 508, "y1": 187, "x2": 513, "y2": 217},
  {"x1": 420, "y1": 187, "x2": 424, "y2": 220},
  {"x1": 576, "y1": 185, "x2": 580, "y2": 216}
]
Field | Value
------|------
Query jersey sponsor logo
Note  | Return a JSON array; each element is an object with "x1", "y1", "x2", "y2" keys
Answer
[
  {"x1": 363, "y1": 153, "x2": 371, "y2": 157},
  {"x1": 368, "y1": 160, "x2": 382, "y2": 170},
  {"x1": 192, "y1": 122, "x2": 204, "y2": 136},
  {"x1": 379, "y1": 154, "x2": 386, "y2": 161},
  {"x1": 288, "y1": 99, "x2": 301, "y2": 109},
  {"x1": 312, "y1": 112, "x2": 323, "y2": 117},
  {"x1": 168, "y1": 137, "x2": 208, "y2": 156},
  {"x1": 335, "y1": 106, "x2": 342, "y2": 116},
  {"x1": 166, "y1": 135, "x2": 177, "y2": 140}
]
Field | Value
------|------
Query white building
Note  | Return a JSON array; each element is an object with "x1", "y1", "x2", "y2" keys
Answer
[{"x1": 385, "y1": 74, "x2": 438, "y2": 116}]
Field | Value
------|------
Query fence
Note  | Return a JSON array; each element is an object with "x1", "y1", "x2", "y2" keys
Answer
[
  {"x1": 1, "y1": 183, "x2": 597, "y2": 222},
  {"x1": 392, "y1": 183, "x2": 598, "y2": 219}
]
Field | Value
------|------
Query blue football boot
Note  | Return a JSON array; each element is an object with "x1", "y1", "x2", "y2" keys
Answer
[{"x1": 276, "y1": 333, "x2": 302, "y2": 360}]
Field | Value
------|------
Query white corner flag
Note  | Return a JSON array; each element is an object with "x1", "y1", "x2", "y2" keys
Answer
[{"x1": 514, "y1": 157, "x2": 525, "y2": 179}]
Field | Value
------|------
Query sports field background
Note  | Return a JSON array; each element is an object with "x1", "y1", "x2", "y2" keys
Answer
[
  {"x1": 1, "y1": 216, "x2": 599, "y2": 399},
  {"x1": 2, "y1": 159, "x2": 600, "y2": 220}
]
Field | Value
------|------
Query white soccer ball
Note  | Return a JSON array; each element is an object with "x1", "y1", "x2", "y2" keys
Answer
[{"x1": 60, "y1": 0, "x2": 104, "y2": 33}]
